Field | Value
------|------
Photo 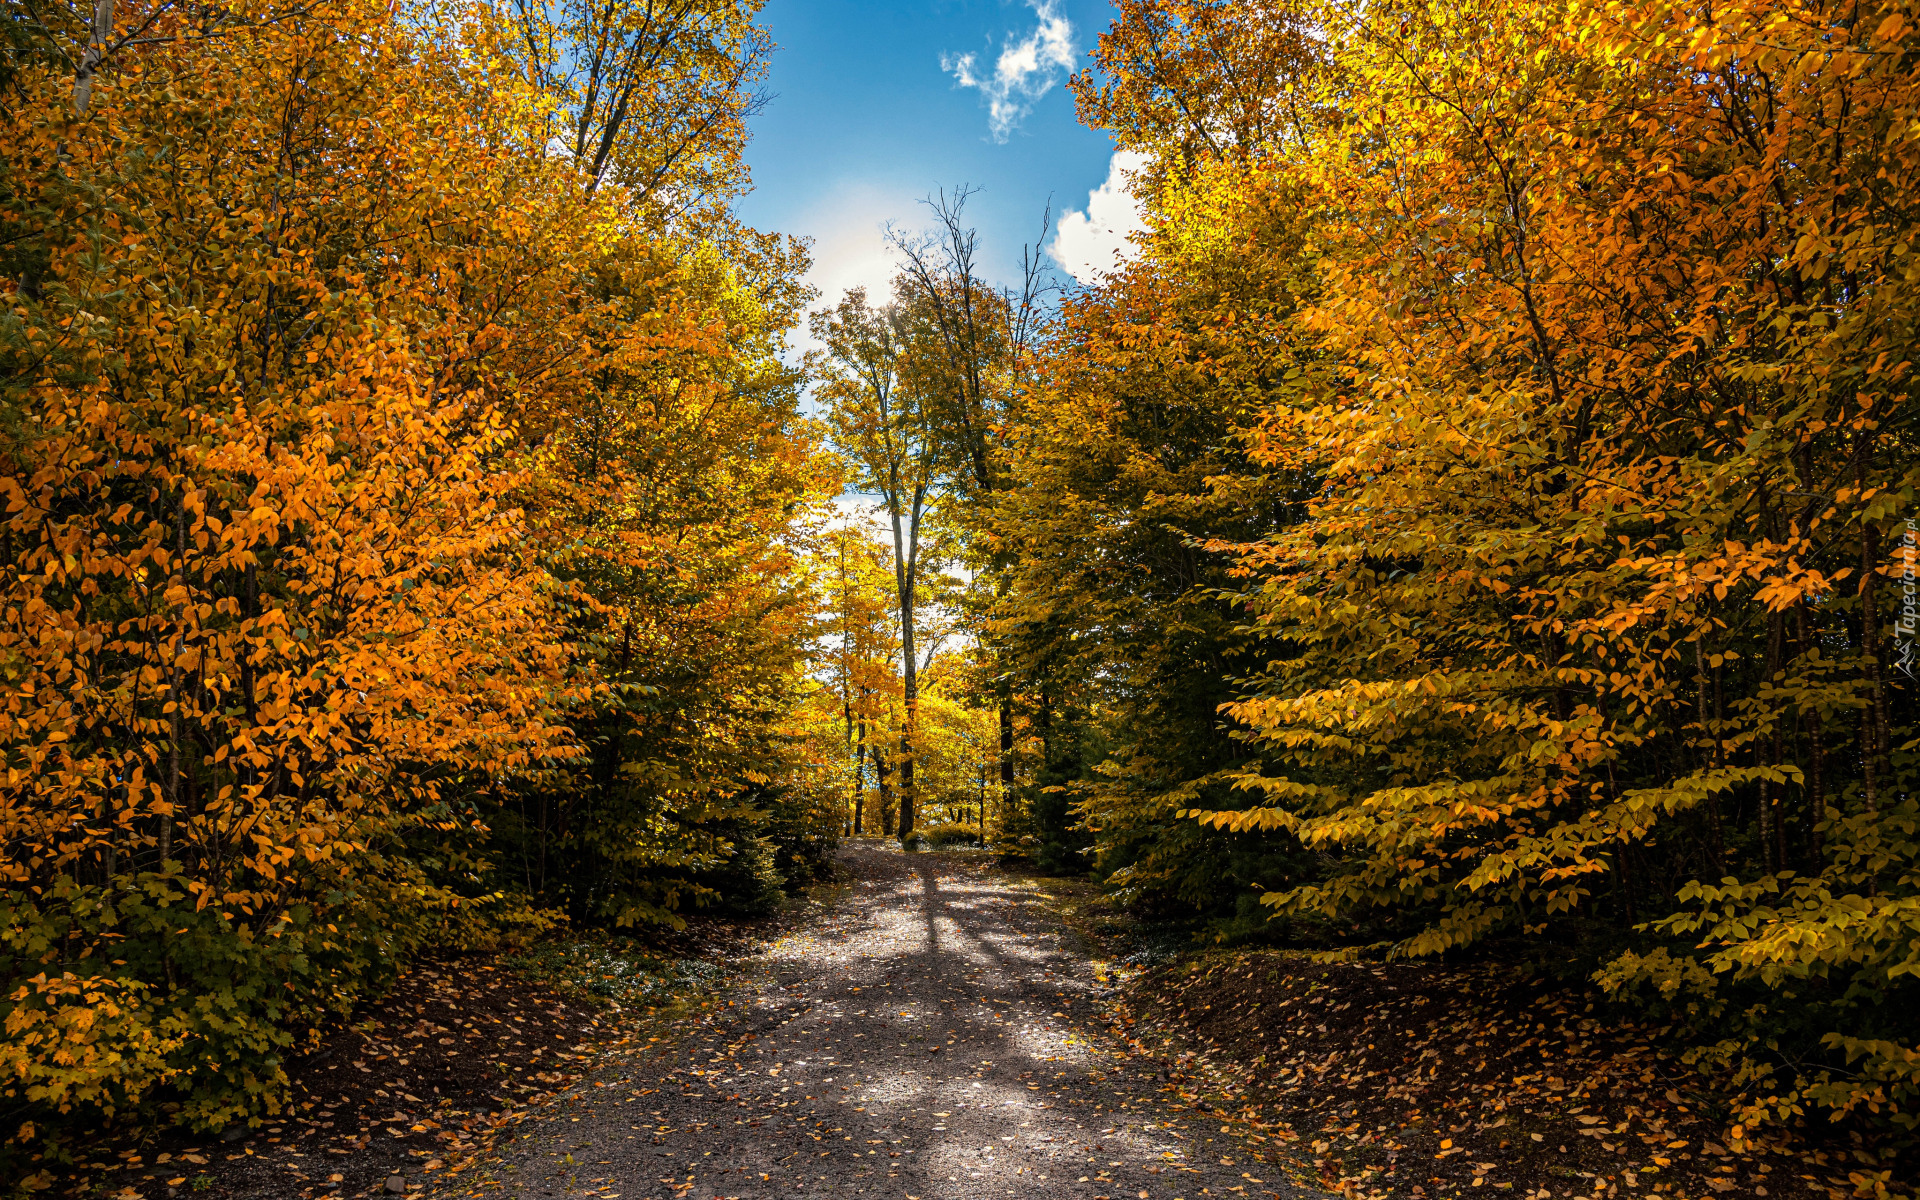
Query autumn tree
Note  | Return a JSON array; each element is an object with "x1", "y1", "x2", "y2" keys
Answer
[
  {"x1": 1045, "y1": 0, "x2": 1920, "y2": 1141},
  {"x1": 488, "y1": 227, "x2": 830, "y2": 926},
  {"x1": 0, "y1": 0, "x2": 608, "y2": 1136},
  {"x1": 812, "y1": 290, "x2": 947, "y2": 839},
  {"x1": 505, "y1": 0, "x2": 770, "y2": 215},
  {"x1": 910, "y1": 654, "x2": 1002, "y2": 839},
  {"x1": 816, "y1": 514, "x2": 905, "y2": 836},
  {"x1": 0, "y1": 0, "x2": 836, "y2": 1155},
  {"x1": 887, "y1": 190, "x2": 1055, "y2": 847},
  {"x1": 993, "y1": 181, "x2": 1318, "y2": 879}
]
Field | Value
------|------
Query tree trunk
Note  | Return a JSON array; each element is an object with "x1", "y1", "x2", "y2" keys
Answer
[
  {"x1": 163, "y1": 500, "x2": 185, "y2": 869},
  {"x1": 999, "y1": 696, "x2": 1013, "y2": 815},
  {"x1": 852, "y1": 737, "x2": 866, "y2": 835},
  {"x1": 1797, "y1": 598, "x2": 1825, "y2": 862},
  {"x1": 843, "y1": 685, "x2": 856, "y2": 835},
  {"x1": 73, "y1": 0, "x2": 115, "y2": 115},
  {"x1": 1862, "y1": 521, "x2": 1888, "y2": 815},
  {"x1": 898, "y1": 672, "x2": 917, "y2": 840},
  {"x1": 875, "y1": 744, "x2": 895, "y2": 836},
  {"x1": 894, "y1": 517, "x2": 920, "y2": 841}
]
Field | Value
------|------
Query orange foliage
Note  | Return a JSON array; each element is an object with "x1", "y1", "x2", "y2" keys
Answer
[
  {"x1": 1035, "y1": 0, "x2": 1920, "y2": 1142},
  {"x1": 0, "y1": 0, "x2": 832, "y2": 1140}
]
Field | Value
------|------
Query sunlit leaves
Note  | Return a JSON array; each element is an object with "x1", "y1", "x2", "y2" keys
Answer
[{"x1": 1054, "y1": 0, "x2": 1920, "y2": 1136}]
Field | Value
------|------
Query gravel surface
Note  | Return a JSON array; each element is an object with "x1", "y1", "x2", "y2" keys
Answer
[{"x1": 436, "y1": 844, "x2": 1315, "y2": 1200}]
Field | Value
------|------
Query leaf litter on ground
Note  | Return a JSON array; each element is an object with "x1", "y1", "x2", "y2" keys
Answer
[
  {"x1": 1080, "y1": 947, "x2": 1908, "y2": 1200},
  {"x1": 61, "y1": 894, "x2": 840, "y2": 1200}
]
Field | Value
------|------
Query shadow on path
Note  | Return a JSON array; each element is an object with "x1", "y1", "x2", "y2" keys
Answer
[{"x1": 434, "y1": 844, "x2": 1315, "y2": 1200}]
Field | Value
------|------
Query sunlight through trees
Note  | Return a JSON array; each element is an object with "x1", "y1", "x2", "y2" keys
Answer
[{"x1": 3, "y1": 0, "x2": 1918, "y2": 1180}]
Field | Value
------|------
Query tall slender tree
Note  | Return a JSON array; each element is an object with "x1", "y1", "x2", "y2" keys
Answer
[
  {"x1": 813, "y1": 291, "x2": 940, "y2": 838},
  {"x1": 889, "y1": 190, "x2": 1055, "y2": 833}
]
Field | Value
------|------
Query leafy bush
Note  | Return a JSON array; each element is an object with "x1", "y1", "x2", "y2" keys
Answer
[
  {"x1": 917, "y1": 823, "x2": 983, "y2": 849},
  {"x1": 697, "y1": 829, "x2": 788, "y2": 918},
  {"x1": 0, "y1": 852, "x2": 558, "y2": 1140}
]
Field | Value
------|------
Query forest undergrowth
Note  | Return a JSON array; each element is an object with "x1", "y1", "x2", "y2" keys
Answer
[
  {"x1": 57, "y1": 880, "x2": 846, "y2": 1200},
  {"x1": 6, "y1": 0, "x2": 1920, "y2": 1192},
  {"x1": 1039, "y1": 883, "x2": 1911, "y2": 1200}
]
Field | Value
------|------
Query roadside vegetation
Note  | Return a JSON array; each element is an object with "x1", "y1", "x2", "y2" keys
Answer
[{"x1": 2, "y1": 0, "x2": 1918, "y2": 1194}]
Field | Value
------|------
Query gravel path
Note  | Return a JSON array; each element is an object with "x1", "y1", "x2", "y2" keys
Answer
[{"x1": 440, "y1": 844, "x2": 1313, "y2": 1200}]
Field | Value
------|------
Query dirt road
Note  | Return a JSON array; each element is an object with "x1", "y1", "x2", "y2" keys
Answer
[{"x1": 437, "y1": 844, "x2": 1311, "y2": 1200}]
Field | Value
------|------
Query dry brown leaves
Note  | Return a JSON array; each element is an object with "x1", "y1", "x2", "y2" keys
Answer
[
  {"x1": 1092, "y1": 952, "x2": 1906, "y2": 1200},
  {"x1": 67, "y1": 962, "x2": 612, "y2": 1200}
]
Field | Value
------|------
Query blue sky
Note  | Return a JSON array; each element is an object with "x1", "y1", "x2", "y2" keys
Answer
[{"x1": 733, "y1": 0, "x2": 1145, "y2": 320}]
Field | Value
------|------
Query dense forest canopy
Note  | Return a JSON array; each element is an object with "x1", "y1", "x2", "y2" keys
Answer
[{"x1": 1, "y1": 0, "x2": 1917, "y2": 1180}]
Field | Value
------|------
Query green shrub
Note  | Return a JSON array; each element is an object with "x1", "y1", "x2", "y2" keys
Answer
[
  {"x1": 917, "y1": 823, "x2": 982, "y2": 849},
  {"x1": 698, "y1": 829, "x2": 786, "y2": 917},
  {"x1": 0, "y1": 853, "x2": 558, "y2": 1144}
]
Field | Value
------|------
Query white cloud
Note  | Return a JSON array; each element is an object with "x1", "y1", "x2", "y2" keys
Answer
[
  {"x1": 942, "y1": 0, "x2": 1076, "y2": 142},
  {"x1": 1049, "y1": 150, "x2": 1151, "y2": 284}
]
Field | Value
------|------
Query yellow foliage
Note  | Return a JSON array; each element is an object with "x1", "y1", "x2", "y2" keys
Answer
[
  {"x1": 0, "y1": 0, "x2": 828, "y2": 1145},
  {"x1": 1037, "y1": 0, "x2": 1920, "y2": 1137},
  {"x1": 0, "y1": 974, "x2": 181, "y2": 1117}
]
